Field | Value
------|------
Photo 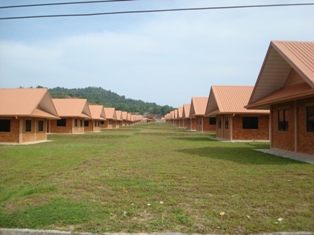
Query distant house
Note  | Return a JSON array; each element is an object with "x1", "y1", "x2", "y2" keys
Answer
[
  {"x1": 50, "y1": 98, "x2": 91, "y2": 134},
  {"x1": 102, "y1": 107, "x2": 116, "y2": 129},
  {"x1": 174, "y1": 110, "x2": 178, "y2": 126},
  {"x1": 0, "y1": 88, "x2": 59, "y2": 144},
  {"x1": 177, "y1": 106, "x2": 183, "y2": 127},
  {"x1": 189, "y1": 97, "x2": 215, "y2": 132},
  {"x1": 146, "y1": 117, "x2": 156, "y2": 123},
  {"x1": 182, "y1": 104, "x2": 191, "y2": 129},
  {"x1": 169, "y1": 110, "x2": 175, "y2": 125},
  {"x1": 115, "y1": 110, "x2": 122, "y2": 128},
  {"x1": 246, "y1": 41, "x2": 314, "y2": 155},
  {"x1": 133, "y1": 114, "x2": 143, "y2": 124},
  {"x1": 126, "y1": 113, "x2": 132, "y2": 126},
  {"x1": 84, "y1": 105, "x2": 105, "y2": 132},
  {"x1": 205, "y1": 86, "x2": 270, "y2": 141},
  {"x1": 121, "y1": 111, "x2": 128, "y2": 126}
]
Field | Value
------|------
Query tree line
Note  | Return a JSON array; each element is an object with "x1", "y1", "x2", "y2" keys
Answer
[{"x1": 46, "y1": 86, "x2": 174, "y2": 116}]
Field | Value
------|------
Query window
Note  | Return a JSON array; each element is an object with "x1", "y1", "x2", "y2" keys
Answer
[
  {"x1": 0, "y1": 119, "x2": 10, "y2": 132},
  {"x1": 84, "y1": 121, "x2": 89, "y2": 127},
  {"x1": 80, "y1": 120, "x2": 83, "y2": 127},
  {"x1": 218, "y1": 117, "x2": 221, "y2": 129},
  {"x1": 25, "y1": 120, "x2": 32, "y2": 132},
  {"x1": 38, "y1": 120, "x2": 44, "y2": 131},
  {"x1": 225, "y1": 117, "x2": 229, "y2": 129},
  {"x1": 209, "y1": 117, "x2": 216, "y2": 125},
  {"x1": 74, "y1": 119, "x2": 78, "y2": 127},
  {"x1": 307, "y1": 106, "x2": 314, "y2": 132},
  {"x1": 57, "y1": 119, "x2": 66, "y2": 127},
  {"x1": 278, "y1": 109, "x2": 289, "y2": 131},
  {"x1": 109, "y1": 120, "x2": 112, "y2": 125},
  {"x1": 242, "y1": 117, "x2": 259, "y2": 129},
  {"x1": 100, "y1": 121, "x2": 104, "y2": 124}
]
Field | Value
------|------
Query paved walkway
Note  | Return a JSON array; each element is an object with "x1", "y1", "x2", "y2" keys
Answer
[
  {"x1": 0, "y1": 229, "x2": 313, "y2": 235},
  {"x1": 255, "y1": 149, "x2": 314, "y2": 164}
]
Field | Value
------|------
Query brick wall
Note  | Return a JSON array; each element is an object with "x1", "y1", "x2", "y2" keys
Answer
[
  {"x1": 35, "y1": 119, "x2": 47, "y2": 141},
  {"x1": 271, "y1": 102, "x2": 295, "y2": 152},
  {"x1": 84, "y1": 120, "x2": 94, "y2": 132},
  {"x1": 203, "y1": 117, "x2": 216, "y2": 132},
  {"x1": 0, "y1": 118, "x2": 19, "y2": 143},
  {"x1": 50, "y1": 118, "x2": 74, "y2": 133},
  {"x1": 270, "y1": 98, "x2": 314, "y2": 155},
  {"x1": 190, "y1": 118, "x2": 196, "y2": 131},
  {"x1": 1, "y1": 118, "x2": 48, "y2": 144},
  {"x1": 106, "y1": 120, "x2": 114, "y2": 129},
  {"x1": 297, "y1": 97, "x2": 314, "y2": 155},
  {"x1": 100, "y1": 120, "x2": 108, "y2": 129},
  {"x1": 232, "y1": 115, "x2": 269, "y2": 140}
]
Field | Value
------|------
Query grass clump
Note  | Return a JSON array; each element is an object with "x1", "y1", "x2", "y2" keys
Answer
[{"x1": 0, "y1": 123, "x2": 313, "y2": 234}]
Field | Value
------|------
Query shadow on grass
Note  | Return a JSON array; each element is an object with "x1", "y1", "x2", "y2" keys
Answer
[{"x1": 176, "y1": 146, "x2": 305, "y2": 165}]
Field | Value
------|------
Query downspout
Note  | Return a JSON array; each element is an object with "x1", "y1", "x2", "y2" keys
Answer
[
  {"x1": 34, "y1": 118, "x2": 37, "y2": 141},
  {"x1": 18, "y1": 117, "x2": 23, "y2": 144},
  {"x1": 201, "y1": 116, "x2": 203, "y2": 132},
  {"x1": 269, "y1": 108, "x2": 272, "y2": 149},
  {"x1": 230, "y1": 114, "x2": 234, "y2": 141},
  {"x1": 294, "y1": 101, "x2": 298, "y2": 153},
  {"x1": 222, "y1": 115, "x2": 224, "y2": 139}
]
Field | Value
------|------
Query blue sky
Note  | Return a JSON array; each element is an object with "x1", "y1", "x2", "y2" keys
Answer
[{"x1": 0, "y1": 0, "x2": 314, "y2": 107}]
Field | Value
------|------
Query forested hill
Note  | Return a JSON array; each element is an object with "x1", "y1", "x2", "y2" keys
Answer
[{"x1": 47, "y1": 86, "x2": 174, "y2": 116}]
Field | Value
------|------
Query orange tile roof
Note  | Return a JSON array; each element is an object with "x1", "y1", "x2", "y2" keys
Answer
[
  {"x1": 170, "y1": 110, "x2": 175, "y2": 119},
  {"x1": 189, "y1": 97, "x2": 208, "y2": 117},
  {"x1": 89, "y1": 105, "x2": 105, "y2": 120},
  {"x1": 121, "y1": 111, "x2": 127, "y2": 120},
  {"x1": 248, "y1": 41, "x2": 314, "y2": 108},
  {"x1": 177, "y1": 106, "x2": 183, "y2": 118},
  {"x1": 205, "y1": 86, "x2": 269, "y2": 116},
  {"x1": 182, "y1": 104, "x2": 191, "y2": 118},
  {"x1": 115, "y1": 110, "x2": 122, "y2": 121},
  {"x1": 103, "y1": 107, "x2": 116, "y2": 120},
  {"x1": 0, "y1": 88, "x2": 59, "y2": 119},
  {"x1": 52, "y1": 98, "x2": 91, "y2": 119},
  {"x1": 174, "y1": 109, "x2": 178, "y2": 119}
]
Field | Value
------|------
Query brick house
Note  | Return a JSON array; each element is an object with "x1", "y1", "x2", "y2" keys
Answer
[
  {"x1": 102, "y1": 107, "x2": 116, "y2": 129},
  {"x1": 246, "y1": 41, "x2": 314, "y2": 155},
  {"x1": 177, "y1": 106, "x2": 183, "y2": 127},
  {"x1": 169, "y1": 110, "x2": 175, "y2": 125},
  {"x1": 205, "y1": 86, "x2": 270, "y2": 141},
  {"x1": 84, "y1": 105, "x2": 105, "y2": 132},
  {"x1": 50, "y1": 98, "x2": 91, "y2": 134},
  {"x1": 121, "y1": 111, "x2": 128, "y2": 126},
  {"x1": 146, "y1": 117, "x2": 156, "y2": 123},
  {"x1": 115, "y1": 110, "x2": 122, "y2": 128},
  {"x1": 173, "y1": 109, "x2": 179, "y2": 126},
  {"x1": 182, "y1": 104, "x2": 191, "y2": 129},
  {"x1": 126, "y1": 113, "x2": 132, "y2": 126},
  {"x1": 190, "y1": 97, "x2": 215, "y2": 132},
  {"x1": 0, "y1": 88, "x2": 59, "y2": 144}
]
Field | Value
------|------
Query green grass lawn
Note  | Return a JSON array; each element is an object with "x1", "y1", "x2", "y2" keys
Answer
[{"x1": 0, "y1": 123, "x2": 313, "y2": 234}]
